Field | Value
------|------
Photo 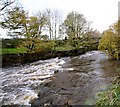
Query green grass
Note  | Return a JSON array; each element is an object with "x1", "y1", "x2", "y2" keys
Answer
[
  {"x1": 96, "y1": 76, "x2": 120, "y2": 105},
  {"x1": 53, "y1": 45, "x2": 75, "y2": 51},
  {"x1": 1, "y1": 45, "x2": 74, "y2": 54},
  {"x1": 1, "y1": 48, "x2": 27, "y2": 54}
]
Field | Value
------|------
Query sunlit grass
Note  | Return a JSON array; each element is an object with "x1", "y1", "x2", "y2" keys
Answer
[
  {"x1": 1, "y1": 45, "x2": 74, "y2": 54},
  {"x1": 1, "y1": 48, "x2": 27, "y2": 54},
  {"x1": 53, "y1": 45, "x2": 75, "y2": 51}
]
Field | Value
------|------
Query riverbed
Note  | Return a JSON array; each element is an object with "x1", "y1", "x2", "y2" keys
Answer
[{"x1": 0, "y1": 51, "x2": 120, "y2": 106}]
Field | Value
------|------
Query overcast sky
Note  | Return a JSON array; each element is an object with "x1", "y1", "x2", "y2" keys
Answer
[
  {"x1": 20, "y1": 0, "x2": 119, "y2": 33},
  {"x1": 0, "y1": 0, "x2": 119, "y2": 38}
]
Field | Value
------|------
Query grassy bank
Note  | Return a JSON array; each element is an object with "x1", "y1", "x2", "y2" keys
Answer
[
  {"x1": 1, "y1": 48, "x2": 27, "y2": 54},
  {"x1": 1, "y1": 37, "x2": 99, "y2": 67},
  {"x1": 1, "y1": 46, "x2": 74, "y2": 54},
  {"x1": 96, "y1": 75, "x2": 120, "y2": 105},
  {"x1": 53, "y1": 45, "x2": 75, "y2": 51}
]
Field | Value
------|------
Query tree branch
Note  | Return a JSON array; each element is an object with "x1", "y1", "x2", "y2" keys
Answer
[{"x1": 0, "y1": 0, "x2": 15, "y2": 12}]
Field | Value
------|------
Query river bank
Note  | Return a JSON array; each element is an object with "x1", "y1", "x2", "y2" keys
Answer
[{"x1": 2, "y1": 45, "x2": 98, "y2": 67}]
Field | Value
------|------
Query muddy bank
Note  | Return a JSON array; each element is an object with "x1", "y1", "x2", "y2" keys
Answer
[{"x1": 2, "y1": 47, "x2": 98, "y2": 67}]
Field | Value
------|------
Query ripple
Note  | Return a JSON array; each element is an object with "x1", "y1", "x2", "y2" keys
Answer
[
  {"x1": 0, "y1": 57, "x2": 66, "y2": 105},
  {"x1": 1, "y1": 51, "x2": 120, "y2": 105}
]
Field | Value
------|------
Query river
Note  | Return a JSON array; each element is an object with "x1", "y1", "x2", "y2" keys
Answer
[{"x1": 0, "y1": 51, "x2": 120, "y2": 106}]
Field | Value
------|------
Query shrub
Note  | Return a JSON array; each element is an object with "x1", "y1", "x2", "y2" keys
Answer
[
  {"x1": 2, "y1": 38, "x2": 24, "y2": 48},
  {"x1": 19, "y1": 38, "x2": 55, "y2": 53},
  {"x1": 98, "y1": 31, "x2": 120, "y2": 60}
]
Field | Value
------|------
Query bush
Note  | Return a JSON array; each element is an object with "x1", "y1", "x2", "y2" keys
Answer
[
  {"x1": 19, "y1": 38, "x2": 55, "y2": 53},
  {"x1": 98, "y1": 31, "x2": 120, "y2": 60},
  {"x1": 2, "y1": 39, "x2": 24, "y2": 48}
]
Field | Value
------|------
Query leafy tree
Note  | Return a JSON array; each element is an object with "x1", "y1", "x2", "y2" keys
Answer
[
  {"x1": 109, "y1": 20, "x2": 120, "y2": 35},
  {"x1": 0, "y1": 6, "x2": 47, "y2": 38},
  {"x1": 26, "y1": 15, "x2": 47, "y2": 38},
  {"x1": 0, "y1": 6, "x2": 50, "y2": 52},
  {"x1": 63, "y1": 11, "x2": 92, "y2": 49},
  {"x1": 22, "y1": 12, "x2": 49, "y2": 52},
  {"x1": 98, "y1": 21, "x2": 120, "y2": 60},
  {"x1": 64, "y1": 11, "x2": 87, "y2": 39},
  {"x1": 27, "y1": 14, "x2": 52, "y2": 52},
  {"x1": 83, "y1": 29, "x2": 101, "y2": 39},
  {"x1": 0, "y1": 6, "x2": 28, "y2": 38}
]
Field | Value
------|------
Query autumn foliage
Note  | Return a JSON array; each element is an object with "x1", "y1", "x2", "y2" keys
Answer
[{"x1": 98, "y1": 21, "x2": 120, "y2": 60}]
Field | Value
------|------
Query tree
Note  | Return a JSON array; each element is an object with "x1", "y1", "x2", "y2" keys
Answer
[
  {"x1": 26, "y1": 16, "x2": 39, "y2": 38},
  {"x1": 53, "y1": 10, "x2": 61, "y2": 40},
  {"x1": 26, "y1": 14, "x2": 47, "y2": 38},
  {"x1": 0, "y1": 6, "x2": 48, "y2": 38},
  {"x1": 98, "y1": 21, "x2": 120, "y2": 60},
  {"x1": 0, "y1": 6, "x2": 28, "y2": 38},
  {"x1": 19, "y1": 12, "x2": 48, "y2": 52},
  {"x1": 64, "y1": 11, "x2": 87, "y2": 39},
  {"x1": 35, "y1": 11, "x2": 47, "y2": 38},
  {"x1": 83, "y1": 29, "x2": 101, "y2": 41},
  {"x1": 58, "y1": 23, "x2": 66, "y2": 40},
  {"x1": 43, "y1": 9, "x2": 62, "y2": 40},
  {"x1": 0, "y1": 6, "x2": 50, "y2": 52},
  {"x1": 0, "y1": 0, "x2": 16, "y2": 12},
  {"x1": 44, "y1": 9, "x2": 53, "y2": 39},
  {"x1": 62, "y1": 11, "x2": 91, "y2": 49}
]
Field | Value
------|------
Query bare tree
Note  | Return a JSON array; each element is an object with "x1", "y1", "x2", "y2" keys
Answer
[
  {"x1": 0, "y1": 0, "x2": 16, "y2": 12},
  {"x1": 44, "y1": 9, "x2": 53, "y2": 39},
  {"x1": 44, "y1": 9, "x2": 62, "y2": 40},
  {"x1": 53, "y1": 10, "x2": 58, "y2": 40}
]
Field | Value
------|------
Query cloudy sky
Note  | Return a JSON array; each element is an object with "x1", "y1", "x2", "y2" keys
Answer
[
  {"x1": 0, "y1": 0, "x2": 119, "y2": 38},
  {"x1": 20, "y1": 0, "x2": 119, "y2": 33}
]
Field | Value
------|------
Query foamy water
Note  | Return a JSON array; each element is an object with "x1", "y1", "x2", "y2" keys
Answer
[
  {"x1": 1, "y1": 51, "x2": 120, "y2": 105},
  {"x1": 0, "y1": 57, "x2": 66, "y2": 105}
]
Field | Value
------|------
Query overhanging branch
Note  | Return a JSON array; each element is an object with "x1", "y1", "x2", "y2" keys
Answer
[{"x1": 0, "y1": 0, "x2": 15, "y2": 12}]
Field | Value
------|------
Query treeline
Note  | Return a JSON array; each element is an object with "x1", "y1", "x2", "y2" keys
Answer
[
  {"x1": 1, "y1": 0, "x2": 119, "y2": 61},
  {"x1": 2, "y1": 37, "x2": 99, "y2": 50},
  {"x1": 0, "y1": 0, "x2": 101, "y2": 53}
]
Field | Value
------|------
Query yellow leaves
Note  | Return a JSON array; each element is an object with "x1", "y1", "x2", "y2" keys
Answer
[{"x1": 98, "y1": 25, "x2": 120, "y2": 60}]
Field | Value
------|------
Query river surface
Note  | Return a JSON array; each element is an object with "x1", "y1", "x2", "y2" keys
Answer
[{"x1": 0, "y1": 51, "x2": 120, "y2": 106}]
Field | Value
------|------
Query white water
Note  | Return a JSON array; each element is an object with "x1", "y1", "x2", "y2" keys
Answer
[
  {"x1": 0, "y1": 57, "x2": 66, "y2": 105},
  {"x1": 1, "y1": 51, "x2": 120, "y2": 105}
]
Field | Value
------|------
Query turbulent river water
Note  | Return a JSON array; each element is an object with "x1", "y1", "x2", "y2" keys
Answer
[{"x1": 0, "y1": 51, "x2": 120, "y2": 106}]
